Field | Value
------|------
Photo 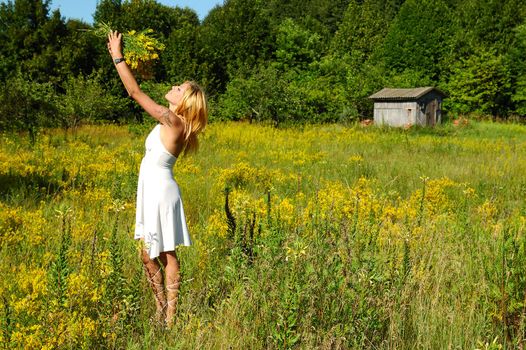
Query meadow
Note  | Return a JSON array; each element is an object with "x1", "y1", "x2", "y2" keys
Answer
[{"x1": 1, "y1": 120, "x2": 526, "y2": 349}]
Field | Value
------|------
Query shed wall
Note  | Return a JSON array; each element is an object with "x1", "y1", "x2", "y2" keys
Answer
[
  {"x1": 418, "y1": 92, "x2": 443, "y2": 126},
  {"x1": 373, "y1": 102, "x2": 418, "y2": 127}
]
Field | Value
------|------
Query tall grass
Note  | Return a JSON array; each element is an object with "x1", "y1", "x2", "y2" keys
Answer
[{"x1": 0, "y1": 121, "x2": 525, "y2": 349}]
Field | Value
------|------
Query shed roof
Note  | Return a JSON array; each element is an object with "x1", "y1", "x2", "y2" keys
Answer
[{"x1": 369, "y1": 87, "x2": 446, "y2": 101}]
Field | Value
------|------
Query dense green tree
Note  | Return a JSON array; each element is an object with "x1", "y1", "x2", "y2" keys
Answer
[
  {"x1": 217, "y1": 52, "x2": 368, "y2": 124},
  {"x1": 119, "y1": 0, "x2": 182, "y2": 37},
  {"x1": 55, "y1": 19, "x2": 99, "y2": 82},
  {"x1": 0, "y1": 0, "x2": 68, "y2": 83},
  {"x1": 56, "y1": 71, "x2": 129, "y2": 130},
  {"x1": 445, "y1": 49, "x2": 511, "y2": 117},
  {"x1": 381, "y1": 0, "x2": 454, "y2": 82},
  {"x1": 442, "y1": 0, "x2": 526, "y2": 117},
  {"x1": 274, "y1": 19, "x2": 322, "y2": 71},
  {"x1": 265, "y1": 0, "x2": 350, "y2": 41},
  {"x1": 450, "y1": 0, "x2": 526, "y2": 56},
  {"x1": 93, "y1": 0, "x2": 124, "y2": 29},
  {"x1": 0, "y1": 74, "x2": 57, "y2": 140},
  {"x1": 331, "y1": 0, "x2": 400, "y2": 63},
  {"x1": 508, "y1": 24, "x2": 526, "y2": 116},
  {"x1": 160, "y1": 8, "x2": 200, "y2": 84},
  {"x1": 319, "y1": 0, "x2": 406, "y2": 119},
  {"x1": 197, "y1": 0, "x2": 273, "y2": 94},
  {"x1": 217, "y1": 65, "x2": 311, "y2": 125},
  {"x1": 93, "y1": 0, "x2": 130, "y2": 96},
  {"x1": 327, "y1": 0, "x2": 403, "y2": 118}
]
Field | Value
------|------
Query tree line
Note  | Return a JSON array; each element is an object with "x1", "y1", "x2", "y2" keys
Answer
[{"x1": 1, "y1": 0, "x2": 526, "y2": 133}]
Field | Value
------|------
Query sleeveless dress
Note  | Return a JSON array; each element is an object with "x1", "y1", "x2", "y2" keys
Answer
[{"x1": 134, "y1": 124, "x2": 191, "y2": 259}]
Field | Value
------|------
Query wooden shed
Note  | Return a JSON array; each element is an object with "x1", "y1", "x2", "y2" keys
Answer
[{"x1": 369, "y1": 87, "x2": 446, "y2": 127}]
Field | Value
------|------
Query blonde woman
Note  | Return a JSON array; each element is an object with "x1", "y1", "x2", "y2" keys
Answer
[{"x1": 107, "y1": 31, "x2": 207, "y2": 328}]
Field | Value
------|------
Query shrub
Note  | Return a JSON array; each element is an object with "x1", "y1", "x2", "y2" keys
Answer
[
  {"x1": 0, "y1": 74, "x2": 57, "y2": 141},
  {"x1": 215, "y1": 65, "x2": 298, "y2": 125},
  {"x1": 216, "y1": 63, "x2": 359, "y2": 125},
  {"x1": 56, "y1": 70, "x2": 130, "y2": 131},
  {"x1": 444, "y1": 49, "x2": 512, "y2": 117}
]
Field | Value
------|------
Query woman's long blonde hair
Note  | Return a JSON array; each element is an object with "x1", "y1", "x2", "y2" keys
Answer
[{"x1": 175, "y1": 81, "x2": 208, "y2": 154}]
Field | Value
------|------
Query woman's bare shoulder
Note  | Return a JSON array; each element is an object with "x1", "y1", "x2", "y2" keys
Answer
[{"x1": 160, "y1": 112, "x2": 185, "y2": 138}]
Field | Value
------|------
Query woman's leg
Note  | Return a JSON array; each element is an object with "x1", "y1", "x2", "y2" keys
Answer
[
  {"x1": 160, "y1": 250, "x2": 181, "y2": 328},
  {"x1": 140, "y1": 248, "x2": 166, "y2": 322}
]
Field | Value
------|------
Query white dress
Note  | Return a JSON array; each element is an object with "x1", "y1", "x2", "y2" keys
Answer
[{"x1": 134, "y1": 124, "x2": 191, "y2": 259}]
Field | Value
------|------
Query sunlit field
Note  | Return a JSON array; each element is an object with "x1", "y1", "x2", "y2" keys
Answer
[{"x1": 1, "y1": 121, "x2": 526, "y2": 349}]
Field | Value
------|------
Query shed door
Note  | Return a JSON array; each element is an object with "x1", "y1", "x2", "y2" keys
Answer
[{"x1": 425, "y1": 99, "x2": 438, "y2": 126}]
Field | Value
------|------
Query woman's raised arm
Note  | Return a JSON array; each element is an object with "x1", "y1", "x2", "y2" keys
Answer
[{"x1": 107, "y1": 30, "x2": 176, "y2": 126}]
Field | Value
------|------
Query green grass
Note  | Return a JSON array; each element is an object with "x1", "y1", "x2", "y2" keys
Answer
[{"x1": 1, "y1": 121, "x2": 525, "y2": 349}]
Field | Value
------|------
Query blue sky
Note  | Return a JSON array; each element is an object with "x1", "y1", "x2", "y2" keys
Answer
[{"x1": 0, "y1": 0, "x2": 223, "y2": 22}]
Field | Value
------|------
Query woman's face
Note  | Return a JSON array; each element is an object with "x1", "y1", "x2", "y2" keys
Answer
[{"x1": 165, "y1": 83, "x2": 189, "y2": 106}]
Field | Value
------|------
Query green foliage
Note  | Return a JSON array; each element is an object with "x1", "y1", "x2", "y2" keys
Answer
[
  {"x1": 137, "y1": 80, "x2": 171, "y2": 122},
  {"x1": 509, "y1": 24, "x2": 526, "y2": 116},
  {"x1": 139, "y1": 81, "x2": 171, "y2": 105},
  {"x1": 101, "y1": 214, "x2": 141, "y2": 340},
  {"x1": 198, "y1": 0, "x2": 273, "y2": 94},
  {"x1": 162, "y1": 9, "x2": 200, "y2": 83},
  {"x1": 93, "y1": 0, "x2": 123, "y2": 32},
  {"x1": 2, "y1": 0, "x2": 526, "y2": 126},
  {"x1": 331, "y1": 0, "x2": 398, "y2": 64},
  {"x1": 264, "y1": 0, "x2": 350, "y2": 40},
  {"x1": 94, "y1": 0, "x2": 187, "y2": 38},
  {"x1": 489, "y1": 223, "x2": 526, "y2": 343},
  {"x1": 56, "y1": 71, "x2": 130, "y2": 130},
  {"x1": 271, "y1": 271, "x2": 301, "y2": 348},
  {"x1": 217, "y1": 56, "x2": 369, "y2": 124},
  {"x1": 0, "y1": 0, "x2": 68, "y2": 83},
  {"x1": 450, "y1": 0, "x2": 526, "y2": 56},
  {"x1": 0, "y1": 74, "x2": 57, "y2": 140},
  {"x1": 275, "y1": 19, "x2": 322, "y2": 71},
  {"x1": 56, "y1": 20, "x2": 100, "y2": 80},
  {"x1": 445, "y1": 49, "x2": 512, "y2": 117},
  {"x1": 49, "y1": 206, "x2": 73, "y2": 310},
  {"x1": 381, "y1": 0, "x2": 454, "y2": 81},
  {"x1": 216, "y1": 65, "x2": 296, "y2": 124},
  {"x1": 385, "y1": 68, "x2": 435, "y2": 89}
]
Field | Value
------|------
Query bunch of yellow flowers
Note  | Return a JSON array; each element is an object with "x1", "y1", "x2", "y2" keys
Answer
[
  {"x1": 92, "y1": 22, "x2": 165, "y2": 73},
  {"x1": 122, "y1": 28, "x2": 165, "y2": 70}
]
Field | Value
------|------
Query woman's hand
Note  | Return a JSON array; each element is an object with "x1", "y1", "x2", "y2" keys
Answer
[{"x1": 107, "y1": 30, "x2": 123, "y2": 59}]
